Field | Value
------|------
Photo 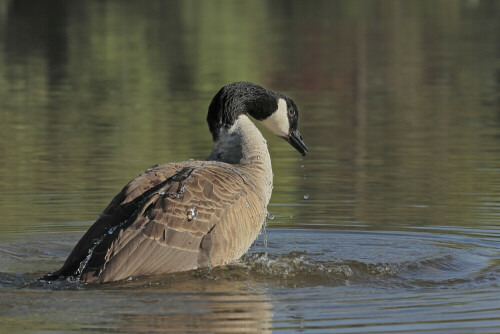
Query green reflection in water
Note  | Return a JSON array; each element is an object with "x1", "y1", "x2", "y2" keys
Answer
[
  {"x1": 0, "y1": 0, "x2": 499, "y2": 237},
  {"x1": 1, "y1": 1, "x2": 500, "y2": 333}
]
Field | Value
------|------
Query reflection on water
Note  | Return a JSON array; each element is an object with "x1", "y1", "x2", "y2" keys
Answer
[
  {"x1": 1, "y1": 0, "x2": 500, "y2": 332},
  {"x1": 1, "y1": 229, "x2": 499, "y2": 332}
]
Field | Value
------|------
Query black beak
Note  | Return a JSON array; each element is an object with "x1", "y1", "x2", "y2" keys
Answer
[{"x1": 287, "y1": 129, "x2": 308, "y2": 156}]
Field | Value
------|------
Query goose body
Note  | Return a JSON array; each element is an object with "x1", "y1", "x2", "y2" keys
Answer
[{"x1": 43, "y1": 82, "x2": 308, "y2": 283}]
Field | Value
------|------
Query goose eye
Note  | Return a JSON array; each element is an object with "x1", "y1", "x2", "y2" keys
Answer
[{"x1": 288, "y1": 109, "x2": 296, "y2": 117}]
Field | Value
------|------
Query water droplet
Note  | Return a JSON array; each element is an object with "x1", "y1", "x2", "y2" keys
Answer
[
  {"x1": 263, "y1": 221, "x2": 268, "y2": 249},
  {"x1": 146, "y1": 164, "x2": 158, "y2": 172},
  {"x1": 245, "y1": 202, "x2": 250, "y2": 208},
  {"x1": 108, "y1": 226, "x2": 118, "y2": 234},
  {"x1": 303, "y1": 194, "x2": 310, "y2": 200},
  {"x1": 256, "y1": 156, "x2": 260, "y2": 160},
  {"x1": 266, "y1": 211, "x2": 275, "y2": 220},
  {"x1": 158, "y1": 191, "x2": 165, "y2": 196},
  {"x1": 300, "y1": 164, "x2": 305, "y2": 168},
  {"x1": 186, "y1": 207, "x2": 198, "y2": 221}
]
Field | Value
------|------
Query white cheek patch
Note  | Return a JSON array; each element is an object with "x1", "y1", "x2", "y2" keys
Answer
[{"x1": 261, "y1": 98, "x2": 289, "y2": 137}]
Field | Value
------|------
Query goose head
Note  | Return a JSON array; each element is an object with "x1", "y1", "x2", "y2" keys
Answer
[{"x1": 207, "y1": 82, "x2": 309, "y2": 156}]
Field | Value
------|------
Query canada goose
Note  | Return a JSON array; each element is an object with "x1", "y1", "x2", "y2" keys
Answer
[{"x1": 42, "y1": 82, "x2": 308, "y2": 283}]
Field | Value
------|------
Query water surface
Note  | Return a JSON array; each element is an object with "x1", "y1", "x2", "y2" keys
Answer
[{"x1": 1, "y1": 0, "x2": 500, "y2": 332}]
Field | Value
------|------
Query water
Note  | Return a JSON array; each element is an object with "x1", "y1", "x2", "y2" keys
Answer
[{"x1": 1, "y1": 0, "x2": 500, "y2": 332}]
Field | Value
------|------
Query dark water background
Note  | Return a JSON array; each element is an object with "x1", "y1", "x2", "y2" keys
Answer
[{"x1": 1, "y1": 0, "x2": 500, "y2": 332}]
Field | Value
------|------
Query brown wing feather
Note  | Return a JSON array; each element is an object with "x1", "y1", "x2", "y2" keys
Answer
[
  {"x1": 44, "y1": 162, "x2": 266, "y2": 283},
  {"x1": 43, "y1": 163, "x2": 188, "y2": 280}
]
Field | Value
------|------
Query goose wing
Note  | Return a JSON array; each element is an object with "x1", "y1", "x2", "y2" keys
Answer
[{"x1": 45, "y1": 162, "x2": 265, "y2": 283}]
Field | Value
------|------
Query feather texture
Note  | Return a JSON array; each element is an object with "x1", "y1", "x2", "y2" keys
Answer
[{"x1": 44, "y1": 161, "x2": 267, "y2": 283}]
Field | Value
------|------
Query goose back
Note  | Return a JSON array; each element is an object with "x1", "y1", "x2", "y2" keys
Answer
[{"x1": 46, "y1": 161, "x2": 267, "y2": 283}]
